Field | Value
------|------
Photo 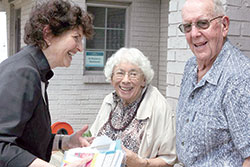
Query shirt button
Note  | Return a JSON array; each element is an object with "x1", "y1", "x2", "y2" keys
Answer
[
  {"x1": 181, "y1": 141, "x2": 184, "y2": 146},
  {"x1": 186, "y1": 119, "x2": 189, "y2": 123},
  {"x1": 191, "y1": 93, "x2": 194, "y2": 99}
]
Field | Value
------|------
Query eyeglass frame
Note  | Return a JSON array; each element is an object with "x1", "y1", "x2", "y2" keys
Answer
[
  {"x1": 112, "y1": 69, "x2": 143, "y2": 81},
  {"x1": 178, "y1": 15, "x2": 224, "y2": 33}
]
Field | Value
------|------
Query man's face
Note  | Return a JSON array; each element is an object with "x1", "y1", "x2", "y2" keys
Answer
[{"x1": 181, "y1": 0, "x2": 229, "y2": 63}]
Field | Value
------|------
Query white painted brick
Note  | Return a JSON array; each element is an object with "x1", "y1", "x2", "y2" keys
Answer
[
  {"x1": 228, "y1": 36, "x2": 250, "y2": 51},
  {"x1": 166, "y1": 85, "x2": 180, "y2": 99},
  {"x1": 167, "y1": 61, "x2": 185, "y2": 74},
  {"x1": 226, "y1": 0, "x2": 242, "y2": 6},
  {"x1": 167, "y1": 73, "x2": 175, "y2": 85},
  {"x1": 176, "y1": 49, "x2": 193, "y2": 62},
  {"x1": 227, "y1": 6, "x2": 250, "y2": 22},
  {"x1": 168, "y1": 12, "x2": 182, "y2": 24},
  {"x1": 242, "y1": 22, "x2": 250, "y2": 36},
  {"x1": 168, "y1": 24, "x2": 178, "y2": 37},
  {"x1": 228, "y1": 21, "x2": 241, "y2": 36},
  {"x1": 167, "y1": 50, "x2": 176, "y2": 61},
  {"x1": 177, "y1": 0, "x2": 186, "y2": 11},
  {"x1": 168, "y1": 37, "x2": 187, "y2": 49},
  {"x1": 169, "y1": 0, "x2": 178, "y2": 12}
]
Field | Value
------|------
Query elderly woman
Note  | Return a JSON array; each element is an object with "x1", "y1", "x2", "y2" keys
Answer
[
  {"x1": 0, "y1": 0, "x2": 94, "y2": 166},
  {"x1": 90, "y1": 48, "x2": 177, "y2": 167}
]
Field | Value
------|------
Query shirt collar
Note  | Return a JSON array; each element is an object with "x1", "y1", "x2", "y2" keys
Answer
[
  {"x1": 196, "y1": 40, "x2": 231, "y2": 86},
  {"x1": 26, "y1": 45, "x2": 54, "y2": 82}
]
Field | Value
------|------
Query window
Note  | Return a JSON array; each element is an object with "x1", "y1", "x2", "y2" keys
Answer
[
  {"x1": 86, "y1": 5, "x2": 126, "y2": 71},
  {"x1": 9, "y1": 5, "x2": 21, "y2": 56},
  {"x1": 15, "y1": 8, "x2": 21, "y2": 53}
]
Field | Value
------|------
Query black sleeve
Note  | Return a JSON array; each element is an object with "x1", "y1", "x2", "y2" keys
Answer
[{"x1": 0, "y1": 66, "x2": 41, "y2": 166}]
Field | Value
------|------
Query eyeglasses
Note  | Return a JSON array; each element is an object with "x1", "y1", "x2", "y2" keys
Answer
[
  {"x1": 112, "y1": 70, "x2": 142, "y2": 81},
  {"x1": 178, "y1": 15, "x2": 224, "y2": 33}
]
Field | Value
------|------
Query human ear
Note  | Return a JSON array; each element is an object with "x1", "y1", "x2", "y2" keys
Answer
[
  {"x1": 221, "y1": 16, "x2": 230, "y2": 37},
  {"x1": 43, "y1": 25, "x2": 52, "y2": 46},
  {"x1": 141, "y1": 77, "x2": 146, "y2": 88}
]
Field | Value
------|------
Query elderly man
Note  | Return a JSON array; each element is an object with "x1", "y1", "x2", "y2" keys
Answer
[{"x1": 176, "y1": 0, "x2": 250, "y2": 166}]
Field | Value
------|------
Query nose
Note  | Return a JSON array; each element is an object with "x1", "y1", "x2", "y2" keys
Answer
[
  {"x1": 121, "y1": 73, "x2": 130, "y2": 83},
  {"x1": 76, "y1": 40, "x2": 83, "y2": 52},
  {"x1": 191, "y1": 24, "x2": 201, "y2": 37}
]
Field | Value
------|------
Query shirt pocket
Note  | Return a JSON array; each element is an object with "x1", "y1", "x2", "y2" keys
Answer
[{"x1": 195, "y1": 111, "x2": 230, "y2": 151}]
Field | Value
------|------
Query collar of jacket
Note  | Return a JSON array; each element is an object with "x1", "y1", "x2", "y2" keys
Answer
[{"x1": 25, "y1": 45, "x2": 54, "y2": 83}]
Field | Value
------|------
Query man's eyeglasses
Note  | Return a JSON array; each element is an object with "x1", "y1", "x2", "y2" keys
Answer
[
  {"x1": 112, "y1": 70, "x2": 142, "y2": 81},
  {"x1": 178, "y1": 15, "x2": 224, "y2": 33}
]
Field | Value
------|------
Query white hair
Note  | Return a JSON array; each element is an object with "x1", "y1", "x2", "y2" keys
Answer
[
  {"x1": 183, "y1": 0, "x2": 225, "y2": 16},
  {"x1": 104, "y1": 47, "x2": 154, "y2": 84},
  {"x1": 213, "y1": 0, "x2": 225, "y2": 16}
]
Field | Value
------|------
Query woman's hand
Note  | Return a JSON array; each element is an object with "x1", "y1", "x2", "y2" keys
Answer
[
  {"x1": 122, "y1": 146, "x2": 147, "y2": 167},
  {"x1": 63, "y1": 125, "x2": 94, "y2": 150},
  {"x1": 122, "y1": 146, "x2": 171, "y2": 167}
]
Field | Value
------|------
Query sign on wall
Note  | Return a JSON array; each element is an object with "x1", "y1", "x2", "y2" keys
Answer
[{"x1": 85, "y1": 51, "x2": 104, "y2": 67}]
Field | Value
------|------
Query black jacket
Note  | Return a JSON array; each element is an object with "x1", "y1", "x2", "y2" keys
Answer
[{"x1": 0, "y1": 45, "x2": 55, "y2": 167}]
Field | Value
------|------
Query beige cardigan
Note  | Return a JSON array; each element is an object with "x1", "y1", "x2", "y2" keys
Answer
[{"x1": 90, "y1": 85, "x2": 177, "y2": 165}]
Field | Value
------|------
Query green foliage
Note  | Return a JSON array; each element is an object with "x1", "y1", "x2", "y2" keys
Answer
[{"x1": 82, "y1": 130, "x2": 92, "y2": 137}]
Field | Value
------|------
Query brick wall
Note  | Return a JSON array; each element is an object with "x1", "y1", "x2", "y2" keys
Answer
[
  {"x1": 167, "y1": 0, "x2": 250, "y2": 112},
  {"x1": 129, "y1": 0, "x2": 161, "y2": 88},
  {"x1": 226, "y1": 0, "x2": 250, "y2": 57},
  {"x1": 158, "y1": 0, "x2": 169, "y2": 96}
]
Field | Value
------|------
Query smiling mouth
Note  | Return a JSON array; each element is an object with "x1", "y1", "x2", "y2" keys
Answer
[
  {"x1": 119, "y1": 86, "x2": 133, "y2": 91},
  {"x1": 194, "y1": 41, "x2": 207, "y2": 47},
  {"x1": 68, "y1": 52, "x2": 74, "y2": 57}
]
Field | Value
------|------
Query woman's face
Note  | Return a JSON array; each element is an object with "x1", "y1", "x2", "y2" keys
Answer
[
  {"x1": 46, "y1": 26, "x2": 84, "y2": 68},
  {"x1": 111, "y1": 62, "x2": 146, "y2": 106}
]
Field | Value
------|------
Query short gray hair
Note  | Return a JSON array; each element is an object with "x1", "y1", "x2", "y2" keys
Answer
[
  {"x1": 213, "y1": 0, "x2": 225, "y2": 16},
  {"x1": 104, "y1": 47, "x2": 154, "y2": 84}
]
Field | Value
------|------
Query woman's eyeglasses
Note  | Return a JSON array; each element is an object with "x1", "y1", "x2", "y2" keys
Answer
[
  {"x1": 178, "y1": 15, "x2": 224, "y2": 33},
  {"x1": 112, "y1": 70, "x2": 142, "y2": 81}
]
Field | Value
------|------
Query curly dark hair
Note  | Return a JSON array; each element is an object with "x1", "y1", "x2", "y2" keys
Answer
[{"x1": 24, "y1": 0, "x2": 94, "y2": 49}]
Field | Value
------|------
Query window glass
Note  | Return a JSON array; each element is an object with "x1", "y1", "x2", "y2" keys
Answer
[
  {"x1": 86, "y1": 29, "x2": 105, "y2": 49},
  {"x1": 107, "y1": 8, "x2": 125, "y2": 28},
  {"x1": 88, "y1": 7, "x2": 105, "y2": 27},
  {"x1": 107, "y1": 30, "x2": 125, "y2": 50},
  {"x1": 86, "y1": 6, "x2": 126, "y2": 71}
]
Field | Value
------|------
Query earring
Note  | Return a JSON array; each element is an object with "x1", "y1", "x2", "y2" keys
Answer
[{"x1": 47, "y1": 42, "x2": 51, "y2": 46}]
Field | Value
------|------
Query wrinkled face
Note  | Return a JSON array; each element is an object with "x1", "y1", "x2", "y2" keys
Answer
[
  {"x1": 49, "y1": 26, "x2": 84, "y2": 68},
  {"x1": 181, "y1": 0, "x2": 228, "y2": 62},
  {"x1": 111, "y1": 62, "x2": 146, "y2": 105}
]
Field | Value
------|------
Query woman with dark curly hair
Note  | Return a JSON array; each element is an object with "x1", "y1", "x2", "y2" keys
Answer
[{"x1": 0, "y1": 0, "x2": 94, "y2": 166}]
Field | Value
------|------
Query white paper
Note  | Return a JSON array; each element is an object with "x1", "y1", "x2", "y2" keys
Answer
[{"x1": 61, "y1": 135, "x2": 125, "y2": 167}]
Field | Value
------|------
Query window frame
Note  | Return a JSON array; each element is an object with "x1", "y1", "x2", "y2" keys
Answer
[{"x1": 83, "y1": 2, "x2": 130, "y2": 83}]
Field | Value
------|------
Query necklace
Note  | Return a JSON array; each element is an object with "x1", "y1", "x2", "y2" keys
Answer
[{"x1": 108, "y1": 88, "x2": 147, "y2": 131}]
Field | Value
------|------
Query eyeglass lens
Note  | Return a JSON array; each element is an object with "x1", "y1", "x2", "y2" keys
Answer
[
  {"x1": 179, "y1": 16, "x2": 223, "y2": 33},
  {"x1": 113, "y1": 70, "x2": 140, "y2": 80}
]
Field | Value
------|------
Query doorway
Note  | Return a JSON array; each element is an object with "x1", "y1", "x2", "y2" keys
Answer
[{"x1": 0, "y1": 12, "x2": 7, "y2": 63}]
